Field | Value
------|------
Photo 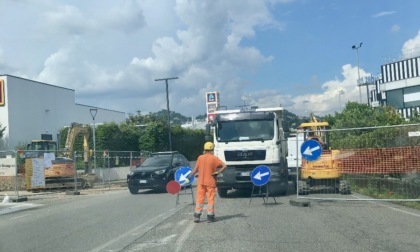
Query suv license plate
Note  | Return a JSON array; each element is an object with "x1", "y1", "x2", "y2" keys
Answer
[
  {"x1": 240, "y1": 172, "x2": 250, "y2": 176},
  {"x1": 139, "y1": 180, "x2": 147, "y2": 184}
]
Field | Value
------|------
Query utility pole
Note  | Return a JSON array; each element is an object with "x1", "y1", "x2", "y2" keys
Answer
[
  {"x1": 89, "y1": 108, "x2": 98, "y2": 174},
  {"x1": 155, "y1": 77, "x2": 178, "y2": 151},
  {"x1": 352, "y1": 42, "x2": 363, "y2": 103}
]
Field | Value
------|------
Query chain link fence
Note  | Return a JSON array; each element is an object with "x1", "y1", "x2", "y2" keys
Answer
[{"x1": 0, "y1": 149, "x2": 149, "y2": 197}]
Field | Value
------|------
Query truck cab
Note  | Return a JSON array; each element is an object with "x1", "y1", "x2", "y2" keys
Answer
[
  {"x1": 27, "y1": 140, "x2": 57, "y2": 152},
  {"x1": 207, "y1": 106, "x2": 289, "y2": 197}
]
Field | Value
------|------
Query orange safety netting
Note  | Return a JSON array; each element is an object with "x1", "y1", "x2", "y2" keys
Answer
[{"x1": 339, "y1": 146, "x2": 420, "y2": 174}]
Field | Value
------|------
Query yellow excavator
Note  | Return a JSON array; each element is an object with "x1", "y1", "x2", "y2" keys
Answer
[
  {"x1": 25, "y1": 123, "x2": 93, "y2": 190},
  {"x1": 298, "y1": 113, "x2": 351, "y2": 195}
]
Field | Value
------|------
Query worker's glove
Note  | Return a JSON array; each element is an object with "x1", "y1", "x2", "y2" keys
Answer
[
  {"x1": 183, "y1": 178, "x2": 190, "y2": 185},
  {"x1": 212, "y1": 171, "x2": 219, "y2": 176}
]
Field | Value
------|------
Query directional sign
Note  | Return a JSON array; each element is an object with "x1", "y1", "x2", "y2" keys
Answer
[
  {"x1": 175, "y1": 167, "x2": 194, "y2": 186},
  {"x1": 250, "y1": 165, "x2": 271, "y2": 186},
  {"x1": 300, "y1": 139, "x2": 322, "y2": 161}
]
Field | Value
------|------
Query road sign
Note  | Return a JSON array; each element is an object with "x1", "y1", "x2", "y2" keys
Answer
[
  {"x1": 300, "y1": 139, "x2": 322, "y2": 161},
  {"x1": 250, "y1": 165, "x2": 271, "y2": 186},
  {"x1": 175, "y1": 167, "x2": 194, "y2": 186},
  {"x1": 166, "y1": 180, "x2": 181, "y2": 195}
]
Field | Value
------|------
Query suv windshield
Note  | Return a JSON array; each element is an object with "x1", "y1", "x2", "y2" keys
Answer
[
  {"x1": 216, "y1": 119, "x2": 274, "y2": 142},
  {"x1": 141, "y1": 155, "x2": 172, "y2": 166}
]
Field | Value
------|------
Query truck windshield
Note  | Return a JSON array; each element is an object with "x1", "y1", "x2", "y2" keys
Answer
[{"x1": 216, "y1": 119, "x2": 274, "y2": 142}]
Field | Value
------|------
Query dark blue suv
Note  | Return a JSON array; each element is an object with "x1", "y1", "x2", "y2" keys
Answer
[{"x1": 126, "y1": 151, "x2": 190, "y2": 194}]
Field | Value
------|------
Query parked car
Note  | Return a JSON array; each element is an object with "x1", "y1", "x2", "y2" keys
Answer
[{"x1": 127, "y1": 151, "x2": 190, "y2": 194}]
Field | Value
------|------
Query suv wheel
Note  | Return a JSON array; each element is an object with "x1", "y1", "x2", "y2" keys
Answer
[
  {"x1": 129, "y1": 187, "x2": 139, "y2": 194},
  {"x1": 217, "y1": 188, "x2": 228, "y2": 198}
]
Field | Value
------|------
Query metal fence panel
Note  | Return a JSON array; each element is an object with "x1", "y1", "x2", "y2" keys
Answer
[{"x1": 297, "y1": 123, "x2": 420, "y2": 202}]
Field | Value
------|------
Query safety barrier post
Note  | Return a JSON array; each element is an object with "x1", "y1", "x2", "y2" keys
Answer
[
  {"x1": 66, "y1": 151, "x2": 80, "y2": 195},
  {"x1": 14, "y1": 150, "x2": 19, "y2": 198},
  {"x1": 108, "y1": 154, "x2": 111, "y2": 190},
  {"x1": 13, "y1": 150, "x2": 27, "y2": 202}
]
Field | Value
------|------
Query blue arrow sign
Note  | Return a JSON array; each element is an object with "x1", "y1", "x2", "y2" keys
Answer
[
  {"x1": 250, "y1": 165, "x2": 271, "y2": 186},
  {"x1": 175, "y1": 167, "x2": 194, "y2": 186},
  {"x1": 300, "y1": 139, "x2": 322, "y2": 161}
]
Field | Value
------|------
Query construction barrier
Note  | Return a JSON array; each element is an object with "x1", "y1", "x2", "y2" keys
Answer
[
  {"x1": 0, "y1": 149, "x2": 149, "y2": 196},
  {"x1": 296, "y1": 123, "x2": 420, "y2": 202}
]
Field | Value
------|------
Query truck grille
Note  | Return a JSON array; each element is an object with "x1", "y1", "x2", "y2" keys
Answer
[{"x1": 224, "y1": 150, "x2": 266, "y2": 161}]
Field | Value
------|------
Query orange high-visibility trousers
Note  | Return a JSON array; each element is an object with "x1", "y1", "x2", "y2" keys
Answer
[{"x1": 194, "y1": 184, "x2": 215, "y2": 216}]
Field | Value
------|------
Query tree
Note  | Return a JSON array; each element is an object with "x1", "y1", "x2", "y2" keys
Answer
[
  {"x1": 172, "y1": 125, "x2": 206, "y2": 160},
  {"x1": 327, "y1": 102, "x2": 407, "y2": 149},
  {"x1": 138, "y1": 120, "x2": 169, "y2": 152}
]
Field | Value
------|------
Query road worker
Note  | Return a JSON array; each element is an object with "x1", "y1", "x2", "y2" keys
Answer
[{"x1": 187, "y1": 142, "x2": 227, "y2": 223}]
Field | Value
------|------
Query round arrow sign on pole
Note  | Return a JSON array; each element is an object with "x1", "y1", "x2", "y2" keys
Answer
[
  {"x1": 300, "y1": 139, "x2": 322, "y2": 161},
  {"x1": 175, "y1": 167, "x2": 194, "y2": 186},
  {"x1": 250, "y1": 165, "x2": 271, "y2": 186}
]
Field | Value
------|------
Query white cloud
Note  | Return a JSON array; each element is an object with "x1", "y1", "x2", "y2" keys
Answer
[
  {"x1": 401, "y1": 30, "x2": 420, "y2": 59},
  {"x1": 372, "y1": 11, "x2": 396, "y2": 18},
  {"x1": 391, "y1": 24, "x2": 400, "y2": 32},
  {"x1": 102, "y1": 1, "x2": 146, "y2": 34},
  {"x1": 27, "y1": 0, "x2": 285, "y2": 116},
  {"x1": 246, "y1": 64, "x2": 368, "y2": 116},
  {"x1": 0, "y1": 0, "x2": 383, "y2": 118}
]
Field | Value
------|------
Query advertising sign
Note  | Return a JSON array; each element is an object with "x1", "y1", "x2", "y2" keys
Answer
[
  {"x1": 205, "y1": 91, "x2": 220, "y2": 123},
  {"x1": 0, "y1": 79, "x2": 5, "y2": 106},
  {"x1": 0, "y1": 158, "x2": 16, "y2": 176}
]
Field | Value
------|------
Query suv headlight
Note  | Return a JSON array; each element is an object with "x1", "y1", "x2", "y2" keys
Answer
[
  {"x1": 128, "y1": 171, "x2": 134, "y2": 176},
  {"x1": 155, "y1": 169, "x2": 166, "y2": 175}
]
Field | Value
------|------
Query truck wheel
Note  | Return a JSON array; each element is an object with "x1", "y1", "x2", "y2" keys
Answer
[{"x1": 217, "y1": 188, "x2": 228, "y2": 198}]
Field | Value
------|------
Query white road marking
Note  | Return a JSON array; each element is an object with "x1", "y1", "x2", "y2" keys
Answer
[
  {"x1": 89, "y1": 208, "x2": 178, "y2": 252},
  {"x1": 11, "y1": 214, "x2": 31, "y2": 220},
  {"x1": 127, "y1": 234, "x2": 177, "y2": 251},
  {"x1": 177, "y1": 219, "x2": 189, "y2": 226},
  {"x1": 351, "y1": 195, "x2": 420, "y2": 217},
  {"x1": 174, "y1": 220, "x2": 196, "y2": 252},
  {"x1": 373, "y1": 202, "x2": 420, "y2": 217}
]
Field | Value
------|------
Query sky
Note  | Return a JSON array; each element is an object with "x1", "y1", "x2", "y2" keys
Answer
[{"x1": 1, "y1": 0, "x2": 420, "y2": 118}]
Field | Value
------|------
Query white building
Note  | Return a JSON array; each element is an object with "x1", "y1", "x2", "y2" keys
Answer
[
  {"x1": 0, "y1": 75, "x2": 126, "y2": 149},
  {"x1": 370, "y1": 55, "x2": 420, "y2": 118}
]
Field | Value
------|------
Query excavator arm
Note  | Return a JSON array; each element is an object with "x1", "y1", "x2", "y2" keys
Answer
[{"x1": 65, "y1": 123, "x2": 90, "y2": 163}]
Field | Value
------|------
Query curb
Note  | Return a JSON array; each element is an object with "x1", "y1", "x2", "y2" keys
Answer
[{"x1": 289, "y1": 199, "x2": 310, "y2": 207}]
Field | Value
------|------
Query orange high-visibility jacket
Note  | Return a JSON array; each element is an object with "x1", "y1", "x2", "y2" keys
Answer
[{"x1": 195, "y1": 153, "x2": 224, "y2": 187}]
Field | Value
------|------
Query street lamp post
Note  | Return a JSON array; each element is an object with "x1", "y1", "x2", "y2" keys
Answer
[
  {"x1": 338, "y1": 90, "x2": 345, "y2": 108},
  {"x1": 352, "y1": 42, "x2": 363, "y2": 103},
  {"x1": 89, "y1": 108, "x2": 98, "y2": 174},
  {"x1": 155, "y1": 77, "x2": 178, "y2": 151}
]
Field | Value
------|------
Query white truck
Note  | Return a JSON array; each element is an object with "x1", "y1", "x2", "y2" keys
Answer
[
  {"x1": 286, "y1": 133, "x2": 304, "y2": 187},
  {"x1": 205, "y1": 106, "x2": 289, "y2": 197}
]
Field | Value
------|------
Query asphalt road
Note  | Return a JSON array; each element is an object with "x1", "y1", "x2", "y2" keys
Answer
[
  {"x1": 1, "y1": 184, "x2": 420, "y2": 252},
  {"x1": 0, "y1": 188, "x2": 183, "y2": 252},
  {"x1": 122, "y1": 188, "x2": 420, "y2": 252}
]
